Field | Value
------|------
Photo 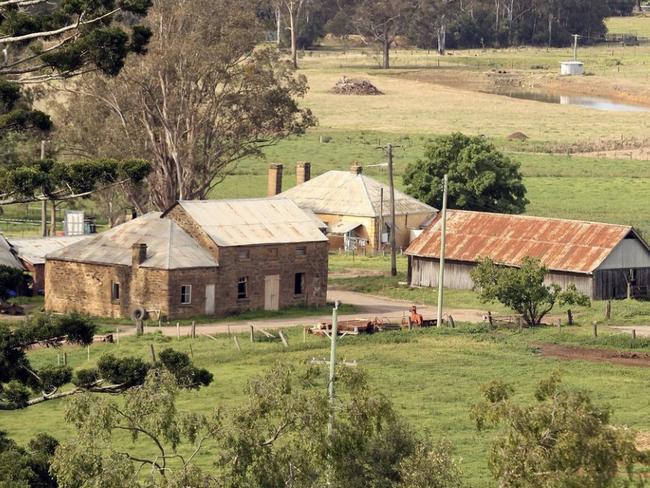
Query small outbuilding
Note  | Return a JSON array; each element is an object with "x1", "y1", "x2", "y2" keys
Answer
[
  {"x1": 12, "y1": 236, "x2": 88, "y2": 293},
  {"x1": 274, "y1": 164, "x2": 436, "y2": 251},
  {"x1": 406, "y1": 210, "x2": 650, "y2": 300},
  {"x1": 0, "y1": 234, "x2": 23, "y2": 271},
  {"x1": 45, "y1": 198, "x2": 330, "y2": 319}
]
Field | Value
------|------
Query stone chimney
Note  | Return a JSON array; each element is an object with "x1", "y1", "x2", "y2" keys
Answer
[
  {"x1": 132, "y1": 243, "x2": 147, "y2": 268},
  {"x1": 267, "y1": 163, "x2": 283, "y2": 196},
  {"x1": 296, "y1": 161, "x2": 311, "y2": 185},
  {"x1": 350, "y1": 163, "x2": 363, "y2": 175}
]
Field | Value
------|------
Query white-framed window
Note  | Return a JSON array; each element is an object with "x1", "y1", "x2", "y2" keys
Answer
[
  {"x1": 296, "y1": 246, "x2": 307, "y2": 257},
  {"x1": 180, "y1": 285, "x2": 192, "y2": 305},
  {"x1": 111, "y1": 282, "x2": 120, "y2": 301},
  {"x1": 237, "y1": 277, "x2": 248, "y2": 299}
]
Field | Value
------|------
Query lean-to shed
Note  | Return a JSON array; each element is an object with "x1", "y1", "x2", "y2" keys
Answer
[{"x1": 406, "y1": 210, "x2": 650, "y2": 300}]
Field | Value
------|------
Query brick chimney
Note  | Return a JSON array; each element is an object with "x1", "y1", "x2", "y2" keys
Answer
[
  {"x1": 296, "y1": 161, "x2": 311, "y2": 185},
  {"x1": 132, "y1": 243, "x2": 147, "y2": 268},
  {"x1": 350, "y1": 163, "x2": 363, "y2": 175},
  {"x1": 267, "y1": 163, "x2": 283, "y2": 196}
]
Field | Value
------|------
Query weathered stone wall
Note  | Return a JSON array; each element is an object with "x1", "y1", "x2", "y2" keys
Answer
[{"x1": 45, "y1": 208, "x2": 329, "y2": 319}]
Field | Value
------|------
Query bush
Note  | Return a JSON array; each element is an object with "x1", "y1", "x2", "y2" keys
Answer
[{"x1": 97, "y1": 354, "x2": 149, "y2": 387}]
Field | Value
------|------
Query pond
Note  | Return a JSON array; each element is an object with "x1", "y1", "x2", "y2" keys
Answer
[{"x1": 483, "y1": 89, "x2": 649, "y2": 112}]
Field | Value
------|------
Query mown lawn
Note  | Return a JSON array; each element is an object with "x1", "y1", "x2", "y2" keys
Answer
[{"x1": 1, "y1": 324, "x2": 650, "y2": 485}]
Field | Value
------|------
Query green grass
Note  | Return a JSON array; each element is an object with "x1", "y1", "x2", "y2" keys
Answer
[{"x1": 2, "y1": 324, "x2": 650, "y2": 484}]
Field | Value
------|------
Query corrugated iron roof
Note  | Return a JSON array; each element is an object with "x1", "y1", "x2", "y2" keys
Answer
[
  {"x1": 406, "y1": 210, "x2": 640, "y2": 274},
  {"x1": 0, "y1": 234, "x2": 23, "y2": 270},
  {"x1": 47, "y1": 212, "x2": 218, "y2": 269},
  {"x1": 176, "y1": 198, "x2": 328, "y2": 247},
  {"x1": 12, "y1": 235, "x2": 89, "y2": 265},
  {"x1": 275, "y1": 170, "x2": 436, "y2": 218},
  {"x1": 329, "y1": 221, "x2": 363, "y2": 234}
]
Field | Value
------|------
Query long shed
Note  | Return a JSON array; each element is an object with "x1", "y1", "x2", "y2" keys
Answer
[{"x1": 406, "y1": 210, "x2": 650, "y2": 300}]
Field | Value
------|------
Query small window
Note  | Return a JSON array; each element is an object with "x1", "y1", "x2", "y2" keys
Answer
[
  {"x1": 294, "y1": 273, "x2": 305, "y2": 295},
  {"x1": 269, "y1": 247, "x2": 278, "y2": 258},
  {"x1": 238, "y1": 277, "x2": 248, "y2": 299},
  {"x1": 111, "y1": 282, "x2": 120, "y2": 300},
  {"x1": 239, "y1": 249, "x2": 250, "y2": 260},
  {"x1": 296, "y1": 246, "x2": 307, "y2": 256},
  {"x1": 180, "y1": 285, "x2": 192, "y2": 305}
]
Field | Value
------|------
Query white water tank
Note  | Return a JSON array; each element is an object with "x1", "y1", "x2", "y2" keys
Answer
[{"x1": 560, "y1": 61, "x2": 584, "y2": 76}]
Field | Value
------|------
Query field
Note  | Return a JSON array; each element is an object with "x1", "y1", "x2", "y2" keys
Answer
[{"x1": 1, "y1": 324, "x2": 650, "y2": 485}]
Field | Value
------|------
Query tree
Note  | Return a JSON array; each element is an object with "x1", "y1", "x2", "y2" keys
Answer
[
  {"x1": 352, "y1": 0, "x2": 416, "y2": 69},
  {"x1": 51, "y1": 364, "x2": 462, "y2": 487},
  {"x1": 557, "y1": 283, "x2": 591, "y2": 325},
  {"x1": 57, "y1": 0, "x2": 315, "y2": 211},
  {"x1": 0, "y1": 431, "x2": 58, "y2": 487},
  {"x1": 0, "y1": 0, "x2": 153, "y2": 175},
  {"x1": 470, "y1": 257, "x2": 590, "y2": 327},
  {"x1": 403, "y1": 133, "x2": 528, "y2": 213},
  {"x1": 0, "y1": 312, "x2": 95, "y2": 409},
  {"x1": 0, "y1": 158, "x2": 150, "y2": 205},
  {"x1": 281, "y1": 0, "x2": 310, "y2": 68},
  {"x1": 0, "y1": 264, "x2": 26, "y2": 300},
  {"x1": 409, "y1": 0, "x2": 458, "y2": 54},
  {"x1": 470, "y1": 372, "x2": 647, "y2": 487}
]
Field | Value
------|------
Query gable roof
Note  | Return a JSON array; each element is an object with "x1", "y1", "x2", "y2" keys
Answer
[
  {"x1": 0, "y1": 234, "x2": 23, "y2": 270},
  {"x1": 12, "y1": 235, "x2": 89, "y2": 265},
  {"x1": 171, "y1": 198, "x2": 328, "y2": 247},
  {"x1": 275, "y1": 170, "x2": 436, "y2": 218},
  {"x1": 47, "y1": 212, "x2": 218, "y2": 270},
  {"x1": 406, "y1": 210, "x2": 646, "y2": 274}
]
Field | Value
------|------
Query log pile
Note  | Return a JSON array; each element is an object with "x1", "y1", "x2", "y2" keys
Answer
[{"x1": 332, "y1": 76, "x2": 383, "y2": 95}]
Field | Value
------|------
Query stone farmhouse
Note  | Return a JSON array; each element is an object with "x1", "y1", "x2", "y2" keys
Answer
[
  {"x1": 45, "y1": 198, "x2": 329, "y2": 319},
  {"x1": 272, "y1": 162, "x2": 436, "y2": 251},
  {"x1": 406, "y1": 210, "x2": 650, "y2": 300}
]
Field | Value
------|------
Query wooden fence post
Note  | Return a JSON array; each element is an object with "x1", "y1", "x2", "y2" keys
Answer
[
  {"x1": 233, "y1": 336, "x2": 241, "y2": 352},
  {"x1": 448, "y1": 315, "x2": 455, "y2": 328},
  {"x1": 191, "y1": 321, "x2": 196, "y2": 339},
  {"x1": 116, "y1": 328, "x2": 120, "y2": 344},
  {"x1": 592, "y1": 321, "x2": 598, "y2": 338},
  {"x1": 149, "y1": 344, "x2": 156, "y2": 363},
  {"x1": 189, "y1": 343, "x2": 194, "y2": 358},
  {"x1": 250, "y1": 324, "x2": 255, "y2": 343},
  {"x1": 487, "y1": 311, "x2": 494, "y2": 328},
  {"x1": 632, "y1": 329, "x2": 636, "y2": 341},
  {"x1": 567, "y1": 309, "x2": 573, "y2": 326},
  {"x1": 176, "y1": 322, "x2": 180, "y2": 340},
  {"x1": 87, "y1": 345, "x2": 90, "y2": 362},
  {"x1": 303, "y1": 327, "x2": 307, "y2": 343},
  {"x1": 279, "y1": 330, "x2": 289, "y2": 348},
  {"x1": 63, "y1": 352, "x2": 68, "y2": 366},
  {"x1": 605, "y1": 301, "x2": 611, "y2": 320}
]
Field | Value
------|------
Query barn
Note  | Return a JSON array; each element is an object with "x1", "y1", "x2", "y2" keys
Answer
[{"x1": 406, "y1": 210, "x2": 650, "y2": 300}]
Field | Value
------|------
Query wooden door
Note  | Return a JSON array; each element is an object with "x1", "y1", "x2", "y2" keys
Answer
[
  {"x1": 205, "y1": 284, "x2": 215, "y2": 315},
  {"x1": 264, "y1": 275, "x2": 280, "y2": 311}
]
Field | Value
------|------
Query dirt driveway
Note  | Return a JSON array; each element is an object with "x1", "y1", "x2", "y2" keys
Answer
[{"x1": 118, "y1": 289, "x2": 488, "y2": 338}]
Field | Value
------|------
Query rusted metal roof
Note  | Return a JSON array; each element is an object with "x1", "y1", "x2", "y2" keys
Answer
[
  {"x1": 0, "y1": 234, "x2": 23, "y2": 270},
  {"x1": 12, "y1": 235, "x2": 89, "y2": 265},
  {"x1": 276, "y1": 170, "x2": 436, "y2": 218},
  {"x1": 47, "y1": 212, "x2": 218, "y2": 270},
  {"x1": 176, "y1": 198, "x2": 328, "y2": 247},
  {"x1": 406, "y1": 210, "x2": 641, "y2": 274}
]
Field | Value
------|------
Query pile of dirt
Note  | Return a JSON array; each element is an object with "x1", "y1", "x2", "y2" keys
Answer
[
  {"x1": 536, "y1": 343, "x2": 650, "y2": 368},
  {"x1": 332, "y1": 76, "x2": 383, "y2": 95},
  {"x1": 508, "y1": 131, "x2": 529, "y2": 141}
]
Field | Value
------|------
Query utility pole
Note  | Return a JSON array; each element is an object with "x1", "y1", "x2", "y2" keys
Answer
[
  {"x1": 386, "y1": 144, "x2": 397, "y2": 276},
  {"x1": 572, "y1": 34, "x2": 580, "y2": 61},
  {"x1": 327, "y1": 300, "x2": 340, "y2": 437},
  {"x1": 436, "y1": 174, "x2": 448, "y2": 328},
  {"x1": 378, "y1": 187, "x2": 384, "y2": 252},
  {"x1": 40, "y1": 140, "x2": 47, "y2": 237}
]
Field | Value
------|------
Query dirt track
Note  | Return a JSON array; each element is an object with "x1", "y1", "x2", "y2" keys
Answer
[
  {"x1": 118, "y1": 289, "x2": 488, "y2": 338},
  {"x1": 537, "y1": 343, "x2": 650, "y2": 368}
]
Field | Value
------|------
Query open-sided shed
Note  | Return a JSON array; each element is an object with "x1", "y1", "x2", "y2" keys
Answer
[{"x1": 406, "y1": 210, "x2": 650, "y2": 300}]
